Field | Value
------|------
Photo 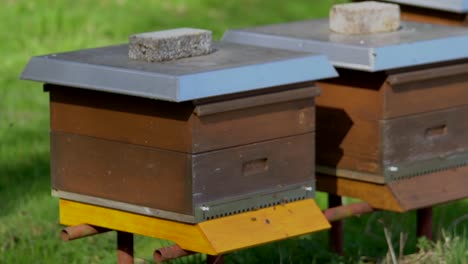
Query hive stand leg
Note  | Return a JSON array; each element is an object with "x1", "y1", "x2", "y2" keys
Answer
[
  {"x1": 117, "y1": 231, "x2": 134, "y2": 264},
  {"x1": 328, "y1": 194, "x2": 344, "y2": 255},
  {"x1": 416, "y1": 207, "x2": 433, "y2": 240},
  {"x1": 207, "y1": 254, "x2": 224, "y2": 264}
]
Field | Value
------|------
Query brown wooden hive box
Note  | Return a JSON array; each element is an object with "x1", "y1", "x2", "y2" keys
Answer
[
  {"x1": 48, "y1": 84, "x2": 319, "y2": 223},
  {"x1": 222, "y1": 16, "x2": 468, "y2": 211},
  {"x1": 315, "y1": 61, "x2": 468, "y2": 212},
  {"x1": 21, "y1": 41, "x2": 337, "y2": 223},
  {"x1": 316, "y1": 61, "x2": 468, "y2": 184}
]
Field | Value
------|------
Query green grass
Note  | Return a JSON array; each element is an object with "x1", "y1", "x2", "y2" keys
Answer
[{"x1": 1, "y1": 0, "x2": 467, "y2": 263}]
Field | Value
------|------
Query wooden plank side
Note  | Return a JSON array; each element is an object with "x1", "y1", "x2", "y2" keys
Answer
[
  {"x1": 388, "y1": 166, "x2": 468, "y2": 211},
  {"x1": 193, "y1": 98, "x2": 316, "y2": 153},
  {"x1": 59, "y1": 200, "x2": 217, "y2": 255},
  {"x1": 198, "y1": 199, "x2": 330, "y2": 253},
  {"x1": 192, "y1": 133, "x2": 315, "y2": 204},
  {"x1": 51, "y1": 132, "x2": 193, "y2": 215},
  {"x1": 382, "y1": 105, "x2": 468, "y2": 166},
  {"x1": 49, "y1": 85, "x2": 194, "y2": 153},
  {"x1": 316, "y1": 71, "x2": 384, "y2": 174},
  {"x1": 316, "y1": 107, "x2": 382, "y2": 174},
  {"x1": 194, "y1": 86, "x2": 320, "y2": 116},
  {"x1": 316, "y1": 174, "x2": 403, "y2": 212},
  {"x1": 316, "y1": 70, "x2": 385, "y2": 121},
  {"x1": 384, "y1": 63, "x2": 468, "y2": 118},
  {"x1": 49, "y1": 84, "x2": 317, "y2": 154}
]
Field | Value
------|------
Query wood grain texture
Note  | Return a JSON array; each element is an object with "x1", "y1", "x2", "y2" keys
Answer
[
  {"x1": 51, "y1": 131, "x2": 193, "y2": 215},
  {"x1": 192, "y1": 133, "x2": 315, "y2": 204},
  {"x1": 59, "y1": 199, "x2": 330, "y2": 254},
  {"x1": 384, "y1": 62, "x2": 468, "y2": 118},
  {"x1": 316, "y1": 63, "x2": 468, "y2": 182},
  {"x1": 382, "y1": 105, "x2": 468, "y2": 166},
  {"x1": 192, "y1": 98, "x2": 315, "y2": 153},
  {"x1": 49, "y1": 84, "x2": 317, "y2": 154},
  {"x1": 316, "y1": 70, "x2": 384, "y2": 174},
  {"x1": 49, "y1": 85, "x2": 194, "y2": 153},
  {"x1": 194, "y1": 86, "x2": 319, "y2": 116},
  {"x1": 52, "y1": 131, "x2": 316, "y2": 220}
]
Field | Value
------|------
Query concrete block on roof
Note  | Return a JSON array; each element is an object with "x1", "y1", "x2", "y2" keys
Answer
[
  {"x1": 129, "y1": 28, "x2": 213, "y2": 62},
  {"x1": 330, "y1": 1, "x2": 400, "y2": 35}
]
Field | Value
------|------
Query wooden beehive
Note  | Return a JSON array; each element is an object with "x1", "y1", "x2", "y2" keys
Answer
[
  {"x1": 223, "y1": 19, "x2": 468, "y2": 211},
  {"x1": 316, "y1": 62, "x2": 468, "y2": 183},
  {"x1": 21, "y1": 42, "x2": 337, "y2": 223}
]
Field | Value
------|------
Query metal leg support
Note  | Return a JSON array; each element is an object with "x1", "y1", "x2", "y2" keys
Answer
[
  {"x1": 417, "y1": 207, "x2": 433, "y2": 240},
  {"x1": 207, "y1": 254, "x2": 224, "y2": 264},
  {"x1": 61, "y1": 224, "x2": 109, "y2": 241},
  {"x1": 117, "y1": 231, "x2": 134, "y2": 264},
  {"x1": 328, "y1": 194, "x2": 344, "y2": 255}
]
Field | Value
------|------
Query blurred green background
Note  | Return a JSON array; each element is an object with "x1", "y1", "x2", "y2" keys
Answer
[{"x1": 1, "y1": 0, "x2": 466, "y2": 263}]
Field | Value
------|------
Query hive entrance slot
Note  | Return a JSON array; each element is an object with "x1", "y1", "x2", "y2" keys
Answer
[
  {"x1": 425, "y1": 124, "x2": 447, "y2": 139},
  {"x1": 242, "y1": 158, "x2": 269, "y2": 176}
]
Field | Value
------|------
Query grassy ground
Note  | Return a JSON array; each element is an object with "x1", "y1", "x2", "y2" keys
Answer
[{"x1": 1, "y1": 0, "x2": 467, "y2": 263}]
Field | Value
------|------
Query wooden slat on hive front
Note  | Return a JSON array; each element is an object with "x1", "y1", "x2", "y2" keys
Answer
[
  {"x1": 191, "y1": 98, "x2": 315, "y2": 153},
  {"x1": 388, "y1": 166, "x2": 468, "y2": 211},
  {"x1": 383, "y1": 62, "x2": 468, "y2": 118},
  {"x1": 49, "y1": 84, "x2": 317, "y2": 154},
  {"x1": 193, "y1": 86, "x2": 320, "y2": 116}
]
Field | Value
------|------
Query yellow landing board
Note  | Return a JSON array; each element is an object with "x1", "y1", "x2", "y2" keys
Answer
[{"x1": 60, "y1": 199, "x2": 330, "y2": 255}]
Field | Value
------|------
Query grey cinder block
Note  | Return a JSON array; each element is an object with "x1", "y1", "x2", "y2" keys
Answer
[
  {"x1": 129, "y1": 28, "x2": 213, "y2": 62},
  {"x1": 330, "y1": 1, "x2": 400, "y2": 35}
]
